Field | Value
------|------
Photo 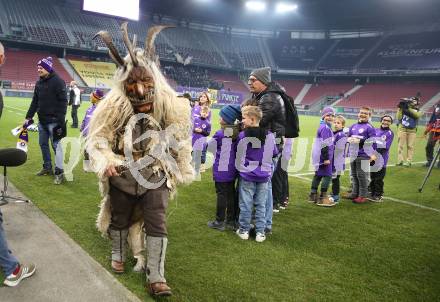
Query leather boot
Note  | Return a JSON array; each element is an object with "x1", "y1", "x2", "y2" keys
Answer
[
  {"x1": 145, "y1": 236, "x2": 171, "y2": 296},
  {"x1": 109, "y1": 229, "x2": 128, "y2": 274},
  {"x1": 308, "y1": 192, "x2": 318, "y2": 203}
]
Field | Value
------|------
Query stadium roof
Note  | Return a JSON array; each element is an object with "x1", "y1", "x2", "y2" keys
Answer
[{"x1": 141, "y1": 0, "x2": 440, "y2": 31}]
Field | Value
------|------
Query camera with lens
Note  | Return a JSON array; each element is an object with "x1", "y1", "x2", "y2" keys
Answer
[{"x1": 398, "y1": 97, "x2": 412, "y2": 110}]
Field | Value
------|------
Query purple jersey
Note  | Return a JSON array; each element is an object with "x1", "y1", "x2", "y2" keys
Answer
[
  {"x1": 80, "y1": 104, "x2": 97, "y2": 137},
  {"x1": 236, "y1": 129, "x2": 278, "y2": 183},
  {"x1": 192, "y1": 105, "x2": 212, "y2": 122},
  {"x1": 374, "y1": 127, "x2": 394, "y2": 167},
  {"x1": 348, "y1": 121, "x2": 376, "y2": 159},
  {"x1": 333, "y1": 129, "x2": 347, "y2": 173},
  {"x1": 209, "y1": 129, "x2": 238, "y2": 182},
  {"x1": 312, "y1": 122, "x2": 334, "y2": 177},
  {"x1": 192, "y1": 116, "x2": 211, "y2": 148}
]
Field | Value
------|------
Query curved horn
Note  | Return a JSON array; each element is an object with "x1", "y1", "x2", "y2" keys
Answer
[
  {"x1": 121, "y1": 22, "x2": 138, "y2": 66},
  {"x1": 132, "y1": 34, "x2": 137, "y2": 49},
  {"x1": 93, "y1": 31, "x2": 125, "y2": 67},
  {"x1": 145, "y1": 25, "x2": 175, "y2": 60}
]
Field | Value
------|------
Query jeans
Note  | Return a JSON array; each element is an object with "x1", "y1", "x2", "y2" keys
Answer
[
  {"x1": 238, "y1": 179, "x2": 267, "y2": 234},
  {"x1": 265, "y1": 156, "x2": 279, "y2": 231},
  {"x1": 350, "y1": 157, "x2": 371, "y2": 197},
  {"x1": 311, "y1": 175, "x2": 332, "y2": 193},
  {"x1": 0, "y1": 208, "x2": 19, "y2": 276},
  {"x1": 38, "y1": 122, "x2": 64, "y2": 172}
]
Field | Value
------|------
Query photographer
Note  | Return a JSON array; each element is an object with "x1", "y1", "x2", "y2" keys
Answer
[
  {"x1": 424, "y1": 102, "x2": 440, "y2": 168},
  {"x1": 0, "y1": 41, "x2": 36, "y2": 287},
  {"x1": 396, "y1": 97, "x2": 422, "y2": 167}
]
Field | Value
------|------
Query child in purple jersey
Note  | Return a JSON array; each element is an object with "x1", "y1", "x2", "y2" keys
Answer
[
  {"x1": 207, "y1": 105, "x2": 242, "y2": 231},
  {"x1": 80, "y1": 89, "x2": 104, "y2": 172},
  {"x1": 347, "y1": 107, "x2": 377, "y2": 203},
  {"x1": 191, "y1": 92, "x2": 212, "y2": 122},
  {"x1": 309, "y1": 107, "x2": 337, "y2": 207},
  {"x1": 236, "y1": 106, "x2": 278, "y2": 242},
  {"x1": 331, "y1": 115, "x2": 348, "y2": 203},
  {"x1": 368, "y1": 115, "x2": 394, "y2": 202},
  {"x1": 192, "y1": 106, "x2": 211, "y2": 176}
]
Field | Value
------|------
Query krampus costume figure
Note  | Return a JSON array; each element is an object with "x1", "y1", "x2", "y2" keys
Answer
[{"x1": 86, "y1": 23, "x2": 194, "y2": 296}]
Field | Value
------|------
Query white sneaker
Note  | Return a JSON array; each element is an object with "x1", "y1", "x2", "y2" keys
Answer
[
  {"x1": 236, "y1": 229, "x2": 249, "y2": 240},
  {"x1": 255, "y1": 232, "x2": 266, "y2": 243},
  {"x1": 3, "y1": 263, "x2": 36, "y2": 287}
]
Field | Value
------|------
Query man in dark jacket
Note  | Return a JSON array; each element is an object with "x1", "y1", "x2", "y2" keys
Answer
[
  {"x1": 25, "y1": 56, "x2": 67, "y2": 184},
  {"x1": 247, "y1": 67, "x2": 286, "y2": 234}
]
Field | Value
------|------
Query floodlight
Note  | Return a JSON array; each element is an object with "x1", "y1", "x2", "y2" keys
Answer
[
  {"x1": 275, "y1": 2, "x2": 298, "y2": 14},
  {"x1": 245, "y1": 1, "x2": 267, "y2": 12}
]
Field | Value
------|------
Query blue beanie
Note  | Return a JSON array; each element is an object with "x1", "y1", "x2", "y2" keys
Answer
[
  {"x1": 37, "y1": 56, "x2": 53, "y2": 73},
  {"x1": 220, "y1": 105, "x2": 241, "y2": 125}
]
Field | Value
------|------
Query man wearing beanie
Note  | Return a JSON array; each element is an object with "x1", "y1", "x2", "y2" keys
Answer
[
  {"x1": 245, "y1": 66, "x2": 286, "y2": 234},
  {"x1": 25, "y1": 56, "x2": 68, "y2": 185}
]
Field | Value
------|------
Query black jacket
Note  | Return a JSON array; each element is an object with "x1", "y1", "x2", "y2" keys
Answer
[
  {"x1": 26, "y1": 72, "x2": 67, "y2": 124},
  {"x1": 252, "y1": 82, "x2": 286, "y2": 139}
]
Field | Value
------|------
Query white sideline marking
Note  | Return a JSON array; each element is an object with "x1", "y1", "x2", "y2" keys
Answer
[
  {"x1": 5, "y1": 105, "x2": 27, "y2": 112},
  {"x1": 289, "y1": 173, "x2": 440, "y2": 213},
  {"x1": 383, "y1": 196, "x2": 440, "y2": 213},
  {"x1": 289, "y1": 161, "x2": 427, "y2": 177}
]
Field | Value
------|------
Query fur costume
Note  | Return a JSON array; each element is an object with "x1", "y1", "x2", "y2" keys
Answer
[{"x1": 86, "y1": 23, "x2": 194, "y2": 239}]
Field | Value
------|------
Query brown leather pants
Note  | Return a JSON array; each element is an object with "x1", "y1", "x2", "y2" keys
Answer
[{"x1": 108, "y1": 183, "x2": 169, "y2": 237}]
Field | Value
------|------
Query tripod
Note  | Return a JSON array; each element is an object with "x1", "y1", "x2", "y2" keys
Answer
[
  {"x1": 418, "y1": 146, "x2": 440, "y2": 192},
  {"x1": 0, "y1": 166, "x2": 30, "y2": 206},
  {"x1": 0, "y1": 148, "x2": 30, "y2": 206}
]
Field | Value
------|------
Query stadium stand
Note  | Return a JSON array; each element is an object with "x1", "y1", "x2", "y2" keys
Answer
[
  {"x1": 162, "y1": 63, "x2": 216, "y2": 88},
  {"x1": 164, "y1": 27, "x2": 225, "y2": 67},
  {"x1": 270, "y1": 38, "x2": 333, "y2": 70},
  {"x1": 2, "y1": 49, "x2": 73, "y2": 88},
  {"x1": 318, "y1": 37, "x2": 379, "y2": 70},
  {"x1": 301, "y1": 81, "x2": 354, "y2": 106},
  {"x1": 2, "y1": 0, "x2": 70, "y2": 45},
  {"x1": 359, "y1": 31, "x2": 440, "y2": 71},
  {"x1": 337, "y1": 82, "x2": 440, "y2": 109},
  {"x1": 273, "y1": 79, "x2": 306, "y2": 100},
  {"x1": 185, "y1": 31, "x2": 265, "y2": 70},
  {"x1": 210, "y1": 72, "x2": 248, "y2": 93}
]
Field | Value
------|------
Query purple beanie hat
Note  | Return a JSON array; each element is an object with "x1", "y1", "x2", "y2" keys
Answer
[
  {"x1": 37, "y1": 57, "x2": 53, "y2": 73},
  {"x1": 321, "y1": 106, "x2": 335, "y2": 119}
]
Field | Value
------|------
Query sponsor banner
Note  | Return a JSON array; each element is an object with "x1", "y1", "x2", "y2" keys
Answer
[
  {"x1": 378, "y1": 48, "x2": 440, "y2": 58},
  {"x1": 10, "y1": 81, "x2": 35, "y2": 90},
  {"x1": 69, "y1": 60, "x2": 116, "y2": 88},
  {"x1": 216, "y1": 90, "x2": 244, "y2": 105},
  {"x1": 175, "y1": 86, "x2": 244, "y2": 105}
]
